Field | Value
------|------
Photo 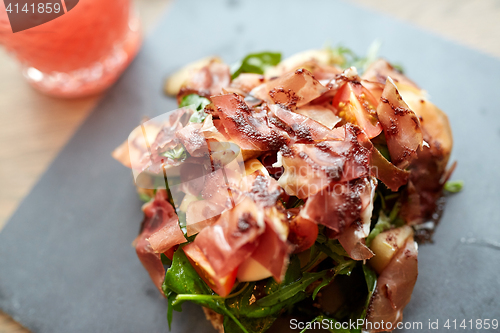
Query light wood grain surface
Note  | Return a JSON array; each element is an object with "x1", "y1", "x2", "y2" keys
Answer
[{"x1": 0, "y1": 0, "x2": 499, "y2": 332}]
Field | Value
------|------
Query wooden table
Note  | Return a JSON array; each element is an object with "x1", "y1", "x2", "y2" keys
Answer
[{"x1": 0, "y1": 0, "x2": 499, "y2": 331}]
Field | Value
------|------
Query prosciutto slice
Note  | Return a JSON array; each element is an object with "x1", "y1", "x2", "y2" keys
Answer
[
  {"x1": 298, "y1": 176, "x2": 376, "y2": 260},
  {"x1": 178, "y1": 61, "x2": 231, "y2": 101},
  {"x1": 249, "y1": 223, "x2": 290, "y2": 282},
  {"x1": 112, "y1": 108, "x2": 193, "y2": 173},
  {"x1": 337, "y1": 177, "x2": 377, "y2": 260},
  {"x1": 362, "y1": 59, "x2": 419, "y2": 89},
  {"x1": 299, "y1": 178, "x2": 368, "y2": 234},
  {"x1": 210, "y1": 93, "x2": 288, "y2": 151},
  {"x1": 376, "y1": 78, "x2": 423, "y2": 169},
  {"x1": 230, "y1": 73, "x2": 265, "y2": 94},
  {"x1": 287, "y1": 210, "x2": 319, "y2": 254},
  {"x1": 175, "y1": 122, "x2": 209, "y2": 157},
  {"x1": 268, "y1": 104, "x2": 344, "y2": 143},
  {"x1": 294, "y1": 104, "x2": 342, "y2": 130},
  {"x1": 134, "y1": 190, "x2": 186, "y2": 291},
  {"x1": 242, "y1": 170, "x2": 283, "y2": 207},
  {"x1": 185, "y1": 200, "x2": 225, "y2": 237},
  {"x1": 251, "y1": 68, "x2": 328, "y2": 109},
  {"x1": 278, "y1": 124, "x2": 372, "y2": 198},
  {"x1": 145, "y1": 191, "x2": 187, "y2": 254},
  {"x1": 371, "y1": 147, "x2": 410, "y2": 192},
  {"x1": 365, "y1": 238, "x2": 418, "y2": 332},
  {"x1": 194, "y1": 197, "x2": 265, "y2": 278}
]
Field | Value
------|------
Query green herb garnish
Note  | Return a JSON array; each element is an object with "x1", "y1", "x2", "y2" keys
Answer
[
  {"x1": 162, "y1": 144, "x2": 187, "y2": 161},
  {"x1": 366, "y1": 211, "x2": 391, "y2": 247},
  {"x1": 329, "y1": 40, "x2": 381, "y2": 73},
  {"x1": 231, "y1": 52, "x2": 281, "y2": 79},
  {"x1": 179, "y1": 94, "x2": 211, "y2": 123},
  {"x1": 138, "y1": 192, "x2": 153, "y2": 203},
  {"x1": 444, "y1": 180, "x2": 464, "y2": 193}
]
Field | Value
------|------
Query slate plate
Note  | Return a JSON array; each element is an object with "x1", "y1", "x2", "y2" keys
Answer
[{"x1": 1, "y1": 0, "x2": 500, "y2": 332}]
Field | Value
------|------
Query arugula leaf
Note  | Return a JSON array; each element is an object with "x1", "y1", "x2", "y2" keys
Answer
[
  {"x1": 179, "y1": 94, "x2": 211, "y2": 123},
  {"x1": 179, "y1": 94, "x2": 211, "y2": 111},
  {"x1": 444, "y1": 180, "x2": 464, "y2": 193},
  {"x1": 329, "y1": 46, "x2": 358, "y2": 68},
  {"x1": 315, "y1": 241, "x2": 349, "y2": 265},
  {"x1": 375, "y1": 144, "x2": 391, "y2": 162},
  {"x1": 165, "y1": 290, "x2": 180, "y2": 330},
  {"x1": 388, "y1": 200, "x2": 402, "y2": 222},
  {"x1": 329, "y1": 40, "x2": 381, "y2": 73},
  {"x1": 365, "y1": 211, "x2": 391, "y2": 247},
  {"x1": 226, "y1": 256, "x2": 305, "y2": 319},
  {"x1": 392, "y1": 63, "x2": 405, "y2": 74},
  {"x1": 162, "y1": 144, "x2": 187, "y2": 161},
  {"x1": 162, "y1": 248, "x2": 213, "y2": 297},
  {"x1": 362, "y1": 265, "x2": 377, "y2": 296},
  {"x1": 231, "y1": 52, "x2": 281, "y2": 79},
  {"x1": 255, "y1": 270, "x2": 331, "y2": 308},
  {"x1": 138, "y1": 192, "x2": 153, "y2": 203},
  {"x1": 355, "y1": 265, "x2": 377, "y2": 329},
  {"x1": 162, "y1": 249, "x2": 250, "y2": 332}
]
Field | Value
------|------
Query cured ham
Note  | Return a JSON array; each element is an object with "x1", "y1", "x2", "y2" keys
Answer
[
  {"x1": 268, "y1": 104, "x2": 344, "y2": 143},
  {"x1": 370, "y1": 147, "x2": 409, "y2": 192},
  {"x1": 248, "y1": 221, "x2": 290, "y2": 282},
  {"x1": 178, "y1": 61, "x2": 231, "y2": 101},
  {"x1": 366, "y1": 237, "x2": 418, "y2": 332},
  {"x1": 175, "y1": 122, "x2": 209, "y2": 157},
  {"x1": 230, "y1": 73, "x2": 265, "y2": 94},
  {"x1": 362, "y1": 59, "x2": 419, "y2": 89},
  {"x1": 194, "y1": 197, "x2": 265, "y2": 278},
  {"x1": 209, "y1": 93, "x2": 288, "y2": 152},
  {"x1": 145, "y1": 191, "x2": 187, "y2": 254},
  {"x1": 294, "y1": 104, "x2": 341, "y2": 130},
  {"x1": 134, "y1": 190, "x2": 186, "y2": 291},
  {"x1": 251, "y1": 68, "x2": 328, "y2": 108},
  {"x1": 337, "y1": 177, "x2": 377, "y2": 260},
  {"x1": 287, "y1": 209, "x2": 318, "y2": 253},
  {"x1": 300, "y1": 177, "x2": 375, "y2": 235},
  {"x1": 376, "y1": 78, "x2": 423, "y2": 169},
  {"x1": 278, "y1": 124, "x2": 372, "y2": 198}
]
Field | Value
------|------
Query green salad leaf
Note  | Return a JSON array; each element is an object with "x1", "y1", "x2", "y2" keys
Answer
[
  {"x1": 162, "y1": 144, "x2": 187, "y2": 161},
  {"x1": 365, "y1": 211, "x2": 391, "y2": 247},
  {"x1": 360, "y1": 264, "x2": 377, "y2": 314},
  {"x1": 138, "y1": 192, "x2": 153, "y2": 203},
  {"x1": 179, "y1": 94, "x2": 211, "y2": 123},
  {"x1": 329, "y1": 40, "x2": 381, "y2": 73},
  {"x1": 231, "y1": 52, "x2": 281, "y2": 79},
  {"x1": 444, "y1": 180, "x2": 464, "y2": 193},
  {"x1": 162, "y1": 249, "x2": 251, "y2": 332}
]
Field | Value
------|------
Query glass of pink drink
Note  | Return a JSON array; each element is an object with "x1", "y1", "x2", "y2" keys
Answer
[{"x1": 0, "y1": 0, "x2": 142, "y2": 98}]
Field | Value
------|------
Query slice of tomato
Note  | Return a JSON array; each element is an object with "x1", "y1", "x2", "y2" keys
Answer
[
  {"x1": 182, "y1": 243, "x2": 237, "y2": 297},
  {"x1": 332, "y1": 81, "x2": 382, "y2": 138},
  {"x1": 163, "y1": 245, "x2": 178, "y2": 261}
]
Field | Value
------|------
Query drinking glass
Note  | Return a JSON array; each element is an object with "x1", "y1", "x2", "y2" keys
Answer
[{"x1": 0, "y1": 0, "x2": 142, "y2": 97}]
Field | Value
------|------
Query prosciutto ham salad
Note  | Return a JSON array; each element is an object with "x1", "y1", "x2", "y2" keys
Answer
[{"x1": 113, "y1": 46, "x2": 460, "y2": 333}]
